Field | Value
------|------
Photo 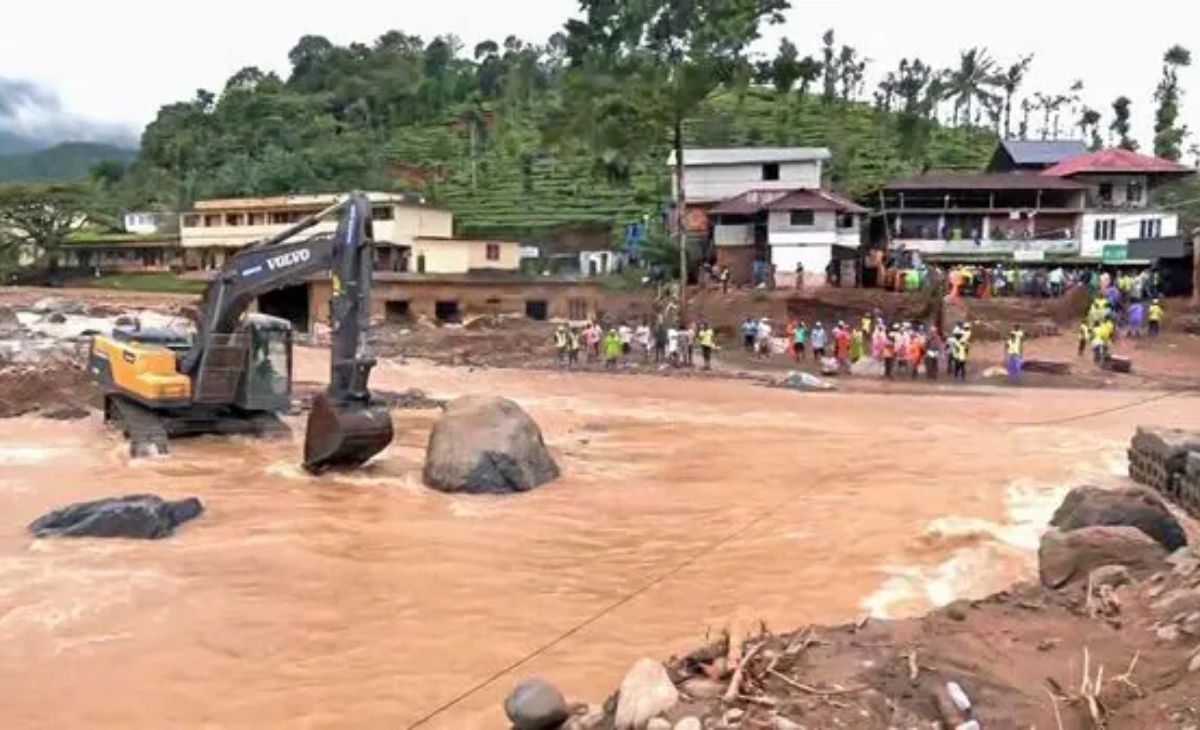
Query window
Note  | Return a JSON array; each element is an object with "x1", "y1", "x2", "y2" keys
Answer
[
  {"x1": 762, "y1": 163, "x2": 780, "y2": 181},
  {"x1": 1139, "y1": 218, "x2": 1162, "y2": 239},
  {"x1": 225, "y1": 213, "x2": 243, "y2": 226},
  {"x1": 416, "y1": 253, "x2": 426, "y2": 274},
  {"x1": 269, "y1": 211, "x2": 300, "y2": 225},
  {"x1": 1098, "y1": 183, "x2": 1113, "y2": 204},
  {"x1": 182, "y1": 214, "x2": 199, "y2": 228},
  {"x1": 525, "y1": 300, "x2": 548, "y2": 321},
  {"x1": 203, "y1": 214, "x2": 221, "y2": 227},
  {"x1": 485, "y1": 243, "x2": 501, "y2": 261},
  {"x1": 434, "y1": 300, "x2": 461, "y2": 323},
  {"x1": 1127, "y1": 181, "x2": 1145, "y2": 204},
  {"x1": 568, "y1": 298, "x2": 588, "y2": 321},
  {"x1": 372, "y1": 206, "x2": 395, "y2": 221},
  {"x1": 838, "y1": 214, "x2": 856, "y2": 229},
  {"x1": 384, "y1": 300, "x2": 411, "y2": 323},
  {"x1": 248, "y1": 213, "x2": 266, "y2": 225},
  {"x1": 1093, "y1": 218, "x2": 1117, "y2": 241},
  {"x1": 789, "y1": 210, "x2": 815, "y2": 226}
]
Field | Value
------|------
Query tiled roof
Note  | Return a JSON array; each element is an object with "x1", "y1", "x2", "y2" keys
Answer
[
  {"x1": 767, "y1": 189, "x2": 869, "y2": 214},
  {"x1": 1042, "y1": 148, "x2": 1195, "y2": 177},
  {"x1": 883, "y1": 172, "x2": 1091, "y2": 191},
  {"x1": 709, "y1": 189, "x2": 790, "y2": 215}
]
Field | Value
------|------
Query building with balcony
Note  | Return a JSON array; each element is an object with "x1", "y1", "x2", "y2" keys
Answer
[
  {"x1": 709, "y1": 188, "x2": 866, "y2": 286},
  {"x1": 869, "y1": 173, "x2": 1091, "y2": 265},
  {"x1": 1041, "y1": 148, "x2": 1194, "y2": 261},
  {"x1": 179, "y1": 192, "x2": 518, "y2": 275}
]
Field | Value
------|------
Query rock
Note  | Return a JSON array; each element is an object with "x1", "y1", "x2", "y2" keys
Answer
[
  {"x1": 31, "y1": 296, "x2": 69, "y2": 314},
  {"x1": 46, "y1": 312, "x2": 67, "y2": 324},
  {"x1": 850, "y1": 357, "x2": 884, "y2": 377},
  {"x1": 1102, "y1": 356, "x2": 1133, "y2": 373},
  {"x1": 29, "y1": 495, "x2": 204, "y2": 539},
  {"x1": 0, "y1": 304, "x2": 21, "y2": 334},
  {"x1": 772, "y1": 717, "x2": 803, "y2": 730},
  {"x1": 1089, "y1": 565, "x2": 1134, "y2": 590},
  {"x1": 1039, "y1": 527, "x2": 1168, "y2": 588},
  {"x1": 673, "y1": 719, "x2": 701, "y2": 730},
  {"x1": 944, "y1": 602, "x2": 968, "y2": 621},
  {"x1": 723, "y1": 708, "x2": 745, "y2": 725},
  {"x1": 678, "y1": 677, "x2": 724, "y2": 700},
  {"x1": 1022, "y1": 358, "x2": 1071, "y2": 375},
  {"x1": 564, "y1": 709, "x2": 607, "y2": 730},
  {"x1": 647, "y1": 719, "x2": 672, "y2": 730},
  {"x1": 1050, "y1": 486, "x2": 1186, "y2": 551},
  {"x1": 1157, "y1": 624, "x2": 1182, "y2": 642},
  {"x1": 1153, "y1": 588, "x2": 1200, "y2": 617},
  {"x1": 504, "y1": 679, "x2": 570, "y2": 730},
  {"x1": 777, "y1": 371, "x2": 836, "y2": 392},
  {"x1": 1190, "y1": 651, "x2": 1200, "y2": 673},
  {"x1": 39, "y1": 402, "x2": 91, "y2": 421},
  {"x1": 819, "y1": 357, "x2": 839, "y2": 376},
  {"x1": 423, "y1": 396, "x2": 560, "y2": 494},
  {"x1": 614, "y1": 658, "x2": 679, "y2": 730}
]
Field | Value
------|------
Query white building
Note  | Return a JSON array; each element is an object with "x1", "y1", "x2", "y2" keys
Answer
[
  {"x1": 123, "y1": 211, "x2": 176, "y2": 235},
  {"x1": 1042, "y1": 148, "x2": 1193, "y2": 261},
  {"x1": 709, "y1": 188, "x2": 866, "y2": 287},
  {"x1": 667, "y1": 147, "x2": 831, "y2": 204}
]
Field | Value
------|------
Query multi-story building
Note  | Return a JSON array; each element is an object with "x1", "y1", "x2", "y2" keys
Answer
[
  {"x1": 1041, "y1": 148, "x2": 1193, "y2": 261},
  {"x1": 179, "y1": 192, "x2": 519, "y2": 275},
  {"x1": 669, "y1": 147, "x2": 831, "y2": 204},
  {"x1": 987, "y1": 139, "x2": 1088, "y2": 173}
]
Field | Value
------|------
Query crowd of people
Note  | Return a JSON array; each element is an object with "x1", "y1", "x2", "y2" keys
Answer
[
  {"x1": 893, "y1": 263, "x2": 1165, "y2": 301},
  {"x1": 1078, "y1": 270, "x2": 1166, "y2": 363},
  {"x1": 554, "y1": 321, "x2": 718, "y2": 370}
]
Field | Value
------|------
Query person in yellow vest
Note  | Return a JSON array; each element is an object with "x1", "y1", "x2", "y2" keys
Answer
[
  {"x1": 960, "y1": 322, "x2": 973, "y2": 360},
  {"x1": 1078, "y1": 320, "x2": 1090, "y2": 357},
  {"x1": 554, "y1": 325, "x2": 569, "y2": 367},
  {"x1": 949, "y1": 333, "x2": 968, "y2": 381},
  {"x1": 1148, "y1": 299, "x2": 1165, "y2": 337},
  {"x1": 1006, "y1": 325, "x2": 1025, "y2": 383},
  {"x1": 1091, "y1": 318, "x2": 1113, "y2": 363},
  {"x1": 697, "y1": 322, "x2": 716, "y2": 370},
  {"x1": 567, "y1": 326, "x2": 582, "y2": 367}
]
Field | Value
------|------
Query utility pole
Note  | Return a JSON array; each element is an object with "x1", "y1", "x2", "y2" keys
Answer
[
  {"x1": 674, "y1": 119, "x2": 688, "y2": 324},
  {"x1": 1192, "y1": 228, "x2": 1199, "y2": 307}
]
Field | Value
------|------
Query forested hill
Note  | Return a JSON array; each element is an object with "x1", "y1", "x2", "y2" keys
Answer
[
  {"x1": 115, "y1": 32, "x2": 997, "y2": 238},
  {"x1": 0, "y1": 142, "x2": 136, "y2": 183}
]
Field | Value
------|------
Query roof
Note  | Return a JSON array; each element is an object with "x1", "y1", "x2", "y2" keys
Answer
[
  {"x1": 883, "y1": 172, "x2": 1091, "y2": 192},
  {"x1": 1042, "y1": 148, "x2": 1195, "y2": 177},
  {"x1": 710, "y1": 188, "x2": 866, "y2": 216},
  {"x1": 666, "y1": 147, "x2": 831, "y2": 166},
  {"x1": 193, "y1": 191, "x2": 436, "y2": 212},
  {"x1": 997, "y1": 139, "x2": 1088, "y2": 166},
  {"x1": 768, "y1": 189, "x2": 869, "y2": 214}
]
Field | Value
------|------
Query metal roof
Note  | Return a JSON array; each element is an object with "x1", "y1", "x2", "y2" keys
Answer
[
  {"x1": 666, "y1": 147, "x2": 831, "y2": 166},
  {"x1": 883, "y1": 172, "x2": 1091, "y2": 191},
  {"x1": 998, "y1": 139, "x2": 1088, "y2": 166},
  {"x1": 710, "y1": 188, "x2": 866, "y2": 215},
  {"x1": 1042, "y1": 148, "x2": 1195, "y2": 177},
  {"x1": 709, "y1": 189, "x2": 790, "y2": 215}
]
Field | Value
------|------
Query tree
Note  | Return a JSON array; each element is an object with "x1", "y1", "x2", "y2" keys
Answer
[
  {"x1": 1078, "y1": 107, "x2": 1103, "y2": 150},
  {"x1": 1154, "y1": 44, "x2": 1192, "y2": 160},
  {"x1": 555, "y1": 0, "x2": 789, "y2": 318},
  {"x1": 770, "y1": 38, "x2": 802, "y2": 97},
  {"x1": 0, "y1": 183, "x2": 93, "y2": 271},
  {"x1": 997, "y1": 55, "x2": 1033, "y2": 138},
  {"x1": 948, "y1": 48, "x2": 998, "y2": 127},
  {"x1": 820, "y1": 29, "x2": 837, "y2": 104},
  {"x1": 1019, "y1": 98, "x2": 1032, "y2": 139},
  {"x1": 1111, "y1": 96, "x2": 1138, "y2": 150},
  {"x1": 837, "y1": 45, "x2": 866, "y2": 101},
  {"x1": 795, "y1": 56, "x2": 822, "y2": 102}
]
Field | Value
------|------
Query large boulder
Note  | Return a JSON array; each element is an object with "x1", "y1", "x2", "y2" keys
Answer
[
  {"x1": 1039, "y1": 526, "x2": 1167, "y2": 588},
  {"x1": 504, "y1": 679, "x2": 570, "y2": 730},
  {"x1": 29, "y1": 495, "x2": 204, "y2": 539},
  {"x1": 423, "y1": 396, "x2": 559, "y2": 494},
  {"x1": 1050, "y1": 485, "x2": 1186, "y2": 551},
  {"x1": 614, "y1": 658, "x2": 679, "y2": 730}
]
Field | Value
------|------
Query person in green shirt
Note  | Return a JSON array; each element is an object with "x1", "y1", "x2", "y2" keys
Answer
[
  {"x1": 602, "y1": 328, "x2": 622, "y2": 369},
  {"x1": 792, "y1": 320, "x2": 808, "y2": 362}
]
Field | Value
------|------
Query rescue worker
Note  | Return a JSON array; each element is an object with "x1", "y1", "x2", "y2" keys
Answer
[
  {"x1": 697, "y1": 322, "x2": 716, "y2": 370},
  {"x1": 603, "y1": 327, "x2": 622, "y2": 369},
  {"x1": 924, "y1": 328, "x2": 943, "y2": 380},
  {"x1": 567, "y1": 326, "x2": 582, "y2": 367},
  {"x1": 907, "y1": 326, "x2": 925, "y2": 380},
  {"x1": 1148, "y1": 299, "x2": 1164, "y2": 337},
  {"x1": 882, "y1": 324, "x2": 899, "y2": 379},
  {"x1": 1006, "y1": 325, "x2": 1025, "y2": 383},
  {"x1": 1078, "y1": 320, "x2": 1090, "y2": 357},
  {"x1": 950, "y1": 333, "x2": 968, "y2": 381},
  {"x1": 1091, "y1": 317, "x2": 1112, "y2": 363},
  {"x1": 554, "y1": 325, "x2": 569, "y2": 367}
]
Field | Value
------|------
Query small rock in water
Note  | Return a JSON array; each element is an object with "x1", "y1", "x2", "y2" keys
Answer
[
  {"x1": 678, "y1": 677, "x2": 724, "y2": 699},
  {"x1": 724, "y1": 708, "x2": 745, "y2": 724},
  {"x1": 674, "y1": 718, "x2": 702, "y2": 730},
  {"x1": 1157, "y1": 625, "x2": 1182, "y2": 643},
  {"x1": 944, "y1": 602, "x2": 968, "y2": 621},
  {"x1": 773, "y1": 717, "x2": 804, "y2": 730},
  {"x1": 503, "y1": 678, "x2": 570, "y2": 730},
  {"x1": 646, "y1": 719, "x2": 672, "y2": 730},
  {"x1": 614, "y1": 658, "x2": 679, "y2": 730},
  {"x1": 29, "y1": 495, "x2": 203, "y2": 539}
]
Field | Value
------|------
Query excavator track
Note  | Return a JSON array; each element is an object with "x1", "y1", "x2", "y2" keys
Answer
[{"x1": 105, "y1": 395, "x2": 170, "y2": 458}]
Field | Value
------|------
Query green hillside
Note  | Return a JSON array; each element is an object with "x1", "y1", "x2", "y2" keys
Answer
[{"x1": 0, "y1": 142, "x2": 135, "y2": 182}]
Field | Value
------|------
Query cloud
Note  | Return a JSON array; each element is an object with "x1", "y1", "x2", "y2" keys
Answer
[{"x1": 0, "y1": 77, "x2": 136, "y2": 151}]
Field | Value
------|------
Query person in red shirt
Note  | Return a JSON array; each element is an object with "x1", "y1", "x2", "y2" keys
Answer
[{"x1": 834, "y1": 322, "x2": 852, "y2": 373}]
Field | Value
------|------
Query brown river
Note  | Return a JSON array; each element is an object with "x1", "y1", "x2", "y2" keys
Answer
[{"x1": 1, "y1": 350, "x2": 1195, "y2": 728}]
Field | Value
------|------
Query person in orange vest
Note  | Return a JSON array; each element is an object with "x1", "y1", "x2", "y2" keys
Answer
[
  {"x1": 907, "y1": 325, "x2": 925, "y2": 379},
  {"x1": 882, "y1": 324, "x2": 899, "y2": 379}
]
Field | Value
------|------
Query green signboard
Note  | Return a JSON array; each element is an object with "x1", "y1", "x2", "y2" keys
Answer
[{"x1": 1101, "y1": 244, "x2": 1128, "y2": 262}]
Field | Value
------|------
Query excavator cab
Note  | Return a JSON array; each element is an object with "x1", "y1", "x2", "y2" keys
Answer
[{"x1": 237, "y1": 315, "x2": 293, "y2": 412}]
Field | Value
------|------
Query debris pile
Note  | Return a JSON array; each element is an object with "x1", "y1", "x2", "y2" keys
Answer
[{"x1": 526, "y1": 479, "x2": 1199, "y2": 729}]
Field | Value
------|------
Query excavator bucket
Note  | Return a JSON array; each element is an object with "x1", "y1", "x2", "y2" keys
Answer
[{"x1": 302, "y1": 392, "x2": 394, "y2": 473}]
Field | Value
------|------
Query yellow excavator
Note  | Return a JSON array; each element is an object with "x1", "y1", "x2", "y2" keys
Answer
[{"x1": 88, "y1": 193, "x2": 394, "y2": 473}]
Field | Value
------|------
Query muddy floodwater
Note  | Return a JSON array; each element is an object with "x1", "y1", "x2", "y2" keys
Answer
[{"x1": 1, "y1": 350, "x2": 1195, "y2": 728}]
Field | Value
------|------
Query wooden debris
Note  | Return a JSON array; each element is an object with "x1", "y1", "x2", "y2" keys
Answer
[
  {"x1": 767, "y1": 669, "x2": 867, "y2": 697},
  {"x1": 724, "y1": 641, "x2": 765, "y2": 702}
]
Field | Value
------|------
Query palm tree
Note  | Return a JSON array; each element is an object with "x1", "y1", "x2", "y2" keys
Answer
[
  {"x1": 997, "y1": 54, "x2": 1033, "y2": 138},
  {"x1": 948, "y1": 47, "x2": 999, "y2": 127}
]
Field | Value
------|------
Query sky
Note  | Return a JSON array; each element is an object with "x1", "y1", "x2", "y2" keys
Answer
[{"x1": 0, "y1": 0, "x2": 1196, "y2": 154}]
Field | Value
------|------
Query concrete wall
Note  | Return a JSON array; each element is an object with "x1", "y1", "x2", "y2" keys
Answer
[
  {"x1": 308, "y1": 278, "x2": 603, "y2": 325},
  {"x1": 408, "y1": 239, "x2": 521, "y2": 274},
  {"x1": 678, "y1": 161, "x2": 823, "y2": 202},
  {"x1": 1080, "y1": 211, "x2": 1179, "y2": 257},
  {"x1": 1074, "y1": 173, "x2": 1150, "y2": 208},
  {"x1": 181, "y1": 204, "x2": 453, "y2": 249}
]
